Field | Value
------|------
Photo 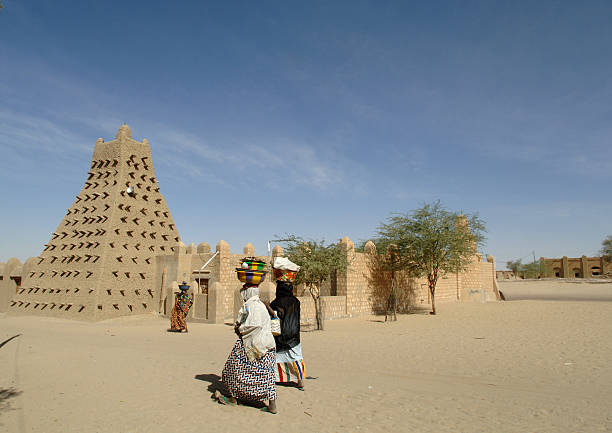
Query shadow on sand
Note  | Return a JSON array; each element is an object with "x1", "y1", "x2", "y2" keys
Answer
[
  {"x1": 0, "y1": 334, "x2": 21, "y2": 350},
  {"x1": 368, "y1": 308, "x2": 432, "y2": 323},
  {"x1": 194, "y1": 373, "x2": 222, "y2": 394},
  {"x1": 0, "y1": 387, "x2": 22, "y2": 414},
  {"x1": 194, "y1": 373, "x2": 283, "y2": 410}
]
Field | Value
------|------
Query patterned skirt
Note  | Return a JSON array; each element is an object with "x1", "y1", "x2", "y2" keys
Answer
[
  {"x1": 170, "y1": 305, "x2": 187, "y2": 331},
  {"x1": 222, "y1": 339, "x2": 276, "y2": 401},
  {"x1": 275, "y1": 343, "x2": 306, "y2": 383}
]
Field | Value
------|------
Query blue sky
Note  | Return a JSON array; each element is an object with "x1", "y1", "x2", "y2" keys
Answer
[{"x1": 1, "y1": 1, "x2": 611, "y2": 269}]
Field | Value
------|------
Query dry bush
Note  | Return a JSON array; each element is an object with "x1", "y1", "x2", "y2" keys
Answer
[{"x1": 366, "y1": 252, "x2": 417, "y2": 320}]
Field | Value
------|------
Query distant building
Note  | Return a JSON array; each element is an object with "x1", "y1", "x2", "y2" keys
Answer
[
  {"x1": 497, "y1": 256, "x2": 610, "y2": 280},
  {"x1": 496, "y1": 270, "x2": 516, "y2": 280},
  {"x1": 539, "y1": 256, "x2": 610, "y2": 278}
]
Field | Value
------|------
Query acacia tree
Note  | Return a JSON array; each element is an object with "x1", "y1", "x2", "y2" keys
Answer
[
  {"x1": 282, "y1": 236, "x2": 349, "y2": 330},
  {"x1": 376, "y1": 201, "x2": 486, "y2": 315},
  {"x1": 506, "y1": 259, "x2": 522, "y2": 278},
  {"x1": 520, "y1": 262, "x2": 541, "y2": 279},
  {"x1": 506, "y1": 259, "x2": 541, "y2": 279},
  {"x1": 600, "y1": 236, "x2": 612, "y2": 263}
]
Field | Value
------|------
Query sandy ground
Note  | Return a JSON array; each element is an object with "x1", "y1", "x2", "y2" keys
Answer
[{"x1": 1, "y1": 281, "x2": 612, "y2": 433}]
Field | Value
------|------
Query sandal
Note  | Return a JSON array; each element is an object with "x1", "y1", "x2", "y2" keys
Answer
[
  {"x1": 214, "y1": 390, "x2": 237, "y2": 406},
  {"x1": 260, "y1": 406, "x2": 277, "y2": 414}
]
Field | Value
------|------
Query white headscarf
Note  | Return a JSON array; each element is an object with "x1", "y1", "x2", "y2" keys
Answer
[
  {"x1": 273, "y1": 257, "x2": 300, "y2": 271},
  {"x1": 240, "y1": 285, "x2": 259, "y2": 302},
  {"x1": 237, "y1": 285, "x2": 275, "y2": 361}
]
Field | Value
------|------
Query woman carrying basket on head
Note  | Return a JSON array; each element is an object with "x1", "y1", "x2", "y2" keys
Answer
[
  {"x1": 215, "y1": 259, "x2": 278, "y2": 414},
  {"x1": 169, "y1": 282, "x2": 193, "y2": 333},
  {"x1": 269, "y1": 257, "x2": 306, "y2": 390}
]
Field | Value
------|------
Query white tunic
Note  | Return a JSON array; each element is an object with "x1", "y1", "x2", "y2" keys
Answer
[{"x1": 237, "y1": 293, "x2": 275, "y2": 361}]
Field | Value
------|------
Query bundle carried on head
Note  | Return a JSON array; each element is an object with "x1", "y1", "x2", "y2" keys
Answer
[
  {"x1": 272, "y1": 257, "x2": 300, "y2": 282},
  {"x1": 236, "y1": 257, "x2": 267, "y2": 285}
]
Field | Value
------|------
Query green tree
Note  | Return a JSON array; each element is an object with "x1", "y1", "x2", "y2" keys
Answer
[
  {"x1": 506, "y1": 259, "x2": 522, "y2": 277},
  {"x1": 520, "y1": 262, "x2": 540, "y2": 279},
  {"x1": 600, "y1": 235, "x2": 612, "y2": 262},
  {"x1": 375, "y1": 201, "x2": 486, "y2": 315},
  {"x1": 282, "y1": 236, "x2": 349, "y2": 330}
]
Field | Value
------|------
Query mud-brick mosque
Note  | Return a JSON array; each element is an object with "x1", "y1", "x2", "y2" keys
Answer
[{"x1": 0, "y1": 125, "x2": 499, "y2": 324}]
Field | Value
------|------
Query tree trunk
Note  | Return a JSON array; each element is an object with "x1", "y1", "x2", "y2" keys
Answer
[
  {"x1": 430, "y1": 285, "x2": 436, "y2": 315},
  {"x1": 385, "y1": 292, "x2": 391, "y2": 322},
  {"x1": 394, "y1": 278, "x2": 399, "y2": 321},
  {"x1": 390, "y1": 274, "x2": 396, "y2": 321},
  {"x1": 309, "y1": 284, "x2": 324, "y2": 331},
  {"x1": 429, "y1": 281, "x2": 436, "y2": 314}
]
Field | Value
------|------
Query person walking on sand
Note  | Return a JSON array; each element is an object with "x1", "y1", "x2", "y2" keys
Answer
[
  {"x1": 215, "y1": 283, "x2": 278, "y2": 413},
  {"x1": 169, "y1": 282, "x2": 193, "y2": 333},
  {"x1": 270, "y1": 257, "x2": 306, "y2": 390}
]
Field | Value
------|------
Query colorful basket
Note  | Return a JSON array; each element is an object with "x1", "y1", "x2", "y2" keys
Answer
[
  {"x1": 240, "y1": 258, "x2": 267, "y2": 271},
  {"x1": 273, "y1": 268, "x2": 298, "y2": 282},
  {"x1": 236, "y1": 268, "x2": 267, "y2": 285}
]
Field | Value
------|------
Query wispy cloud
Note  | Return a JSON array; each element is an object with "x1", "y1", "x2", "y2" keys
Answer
[
  {"x1": 0, "y1": 109, "x2": 91, "y2": 154},
  {"x1": 149, "y1": 126, "x2": 356, "y2": 192}
]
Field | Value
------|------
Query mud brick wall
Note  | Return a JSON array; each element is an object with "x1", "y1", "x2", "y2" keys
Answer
[
  {"x1": 0, "y1": 258, "x2": 26, "y2": 312},
  {"x1": 336, "y1": 237, "x2": 373, "y2": 316},
  {"x1": 157, "y1": 241, "x2": 270, "y2": 322},
  {"x1": 8, "y1": 125, "x2": 180, "y2": 321},
  {"x1": 298, "y1": 295, "x2": 348, "y2": 326}
]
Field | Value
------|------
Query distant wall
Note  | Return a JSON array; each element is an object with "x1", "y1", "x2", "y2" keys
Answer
[
  {"x1": 0, "y1": 258, "x2": 23, "y2": 312},
  {"x1": 299, "y1": 295, "x2": 348, "y2": 326},
  {"x1": 5, "y1": 236, "x2": 500, "y2": 322}
]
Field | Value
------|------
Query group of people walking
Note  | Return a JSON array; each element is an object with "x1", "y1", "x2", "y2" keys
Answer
[
  {"x1": 215, "y1": 257, "x2": 304, "y2": 414},
  {"x1": 169, "y1": 256, "x2": 304, "y2": 414}
]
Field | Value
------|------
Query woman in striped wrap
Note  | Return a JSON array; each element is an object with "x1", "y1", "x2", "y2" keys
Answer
[{"x1": 270, "y1": 278, "x2": 306, "y2": 390}]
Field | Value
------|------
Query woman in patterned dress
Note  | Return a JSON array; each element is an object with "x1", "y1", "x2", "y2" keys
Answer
[
  {"x1": 215, "y1": 283, "x2": 278, "y2": 413},
  {"x1": 169, "y1": 284, "x2": 193, "y2": 333}
]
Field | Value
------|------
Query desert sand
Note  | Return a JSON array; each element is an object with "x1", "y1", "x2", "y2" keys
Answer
[{"x1": 1, "y1": 280, "x2": 612, "y2": 433}]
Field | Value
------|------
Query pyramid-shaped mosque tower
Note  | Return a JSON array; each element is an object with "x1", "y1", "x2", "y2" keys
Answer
[{"x1": 8, "y1": 125, "x2": 181, "y2": 321}]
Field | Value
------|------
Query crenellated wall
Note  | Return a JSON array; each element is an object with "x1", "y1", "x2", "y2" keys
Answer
[
  {"x1": 4, "y1": 235, "x2": 499, "y2": 323},
  {"x1": 154, "y1": 240, "x2": 275, "y2": 323}
]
